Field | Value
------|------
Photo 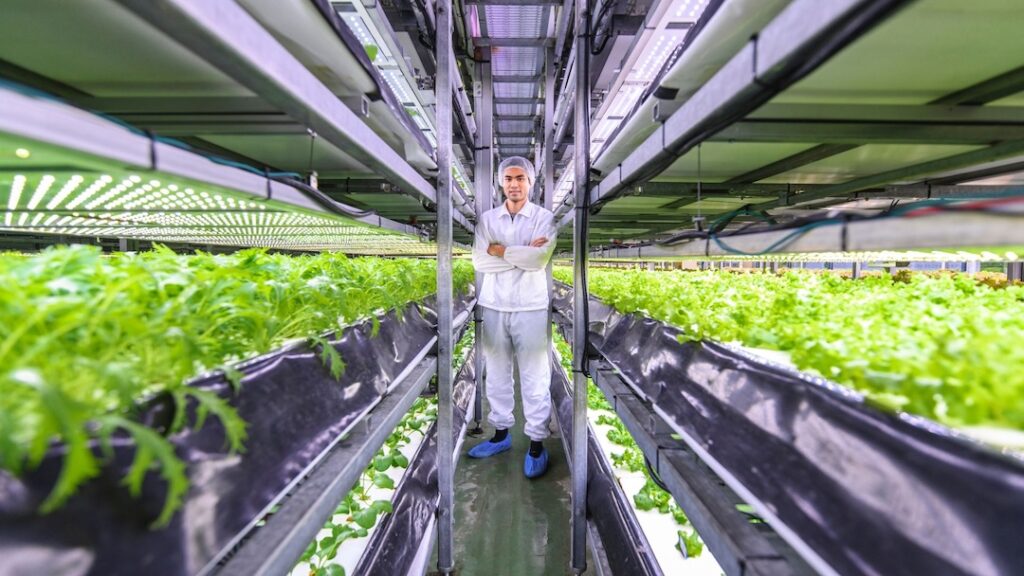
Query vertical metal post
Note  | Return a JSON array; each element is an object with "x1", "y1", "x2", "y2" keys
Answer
[
  {"x1": 544, "y1": 47, "x2": 556, "y2": 210},
  {"x1": 1007, "y1": 261, "x2": 1023, "y2": 282},
  {"x1": 435, "y1": 0, "x2": 455, "y2": 572},
  {"x1": 544, "y1": 45, "x2": 556, "y2": 353},
  {"x1": 851, "y1": 261, "x2": 862, "y2": 279},
  {"x1": 571, "y1": 1, "x2": 591, "y2": 573},
  {"x1": 471, "y1": 51, "x2": 494, "y2": 434}
]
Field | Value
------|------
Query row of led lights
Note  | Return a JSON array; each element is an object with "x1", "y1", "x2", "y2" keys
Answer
[
  {"x1": 5, "y1": 174, "x2": 273, "y2": 213},
  {"x1": 3, "y1": 211, "x2": 360, "y2": 228},
  {"x1": 17, "y1": 230, "x2": 431, "y2": 252},
  {"x1": 1, "y1": 215, "x2": 379, "y2": 233},
  {"x1": 13, "y1": 226, "x2": 423, "y2": 241},
  {"x1": 573, "y1": 0, "x2": 714, "y2": 194}
]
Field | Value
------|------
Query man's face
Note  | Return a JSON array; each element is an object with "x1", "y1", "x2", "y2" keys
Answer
[{"x1": 502, "y1": 167, "x2": 531, "y2": 203}]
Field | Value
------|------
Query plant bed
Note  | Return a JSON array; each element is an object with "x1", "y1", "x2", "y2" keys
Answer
[
  {"x1": 550, "y1": 330, "x2": 720, "y2": 576},
  {"x1": 552, "y1": 278, "x2": 1024, "y2": 576},
  {"x1": 290, "y1": 330, "x2": 476, "y2": 576},
  {"x1": 554, "y1": 267, "x2": 1024, "y2": 434},
  {"x1": 0, "y1": 246, "x2": 473, "y2": 576}
]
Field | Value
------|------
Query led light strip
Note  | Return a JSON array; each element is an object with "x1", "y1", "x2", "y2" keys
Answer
[{"x1": 0, "y1": 172, "x2": 433, "y2": 252}]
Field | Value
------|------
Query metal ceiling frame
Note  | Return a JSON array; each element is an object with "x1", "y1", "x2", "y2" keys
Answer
[
  {"x1": 588, "y1": 0, "x2": 914, "y2": 208},
  {"x1": 543, "y1": 0, "x2": 1024, "y2": 257},
  {"x1": 112, "y1": 0, "x2": 474, "y2": 235}
]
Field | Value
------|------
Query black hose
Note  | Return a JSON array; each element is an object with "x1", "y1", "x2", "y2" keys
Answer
[
  {"x1": 645, "y1": 456, "x2": 669, "y2": 492},
  {"x1": 273, "y1": 176, "x2": 376, "y2": 219}
]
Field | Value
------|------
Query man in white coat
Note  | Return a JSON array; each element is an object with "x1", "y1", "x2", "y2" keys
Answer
[{"x1": 468, "y1": 155, "x2": 557, "y2": 479}]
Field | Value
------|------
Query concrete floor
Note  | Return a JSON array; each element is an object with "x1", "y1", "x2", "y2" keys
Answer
[{"x1": 430, "y1": 393, "x2": 595, "y2": 576}]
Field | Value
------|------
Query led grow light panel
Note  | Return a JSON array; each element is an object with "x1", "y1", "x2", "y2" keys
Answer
[
  {"x1": 11, "y1": 225, "x2": 434, "y2": 253},
  {"x1": 0, "y1": 170, "x2": 429, "y2": 253}
]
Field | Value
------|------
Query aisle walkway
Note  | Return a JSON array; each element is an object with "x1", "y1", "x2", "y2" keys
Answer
[{"x1": 432, "y1": 394, "x2": 594, "y2": 575}]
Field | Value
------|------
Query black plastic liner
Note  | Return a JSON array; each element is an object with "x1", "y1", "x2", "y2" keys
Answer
[
  {"x1": 555, "y1": 284, "x2": 1024, "y2": 576},
  {"x1": 548, "y1": 345, "x2": 663, "y2": 576},
  {"x1": 0, "y1": 296, "x2": 471, "y2": 576},
  {"x1": 354, "y1": 347, "x2": 477, "y2": 575}
]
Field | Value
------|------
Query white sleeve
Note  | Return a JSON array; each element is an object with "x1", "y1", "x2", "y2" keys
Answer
[
  {"x1": 503, "y1": 212, "x2": 557, "y2": 271},
  {"x1": 472, "y1": 217, "x2": 515, "y2": 273}
]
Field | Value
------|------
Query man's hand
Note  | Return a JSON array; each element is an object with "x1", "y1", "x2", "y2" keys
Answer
[
  {"x1": 529, "y1": 237, "x2": 549, "y2": 248},
  {"x1": 487, "y1": 243, "x2": 506, "y2": 258}
]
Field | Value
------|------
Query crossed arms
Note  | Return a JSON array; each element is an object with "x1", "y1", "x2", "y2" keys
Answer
[{"x1": 472, "y1": 215, "x2": 557, "y2": 273}]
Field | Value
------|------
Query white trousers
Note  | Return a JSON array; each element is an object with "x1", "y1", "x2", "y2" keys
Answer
[{"x1": 481, "y1": 307, "x2": 551, "y2": 440}]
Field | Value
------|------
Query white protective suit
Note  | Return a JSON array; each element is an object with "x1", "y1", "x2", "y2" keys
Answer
[{"x1": 472, "y1": 199, "x2": 557, "y2": 440}]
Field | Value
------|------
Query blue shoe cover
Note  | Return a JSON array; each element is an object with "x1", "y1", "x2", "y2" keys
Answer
[
  {"x1": 524, "y1": 448, "x2": 549, "y2": 478},
  {"x1": 468, "y1": 436, "x2": 512, "y2": 458}
]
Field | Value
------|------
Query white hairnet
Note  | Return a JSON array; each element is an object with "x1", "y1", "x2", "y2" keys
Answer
[{"x1": 496, "y1": 156, "x2": 536, "y2": 196}]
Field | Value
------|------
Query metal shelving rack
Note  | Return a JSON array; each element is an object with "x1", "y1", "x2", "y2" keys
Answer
[
  {"x1": 6, "y1": 0, "x2": 1024, "y2": 575},
  {"x1": 561, "y1": 1, "x2": 1024, "y2": 575},
  {"x1": 0, "y1": 0, "x2": 471, "y2": 574}
]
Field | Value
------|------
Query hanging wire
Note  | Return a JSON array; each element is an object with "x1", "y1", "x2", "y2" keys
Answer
[
  {"x1": 307, "y1": 128, "x2": 317, "y2": 174},
  {"x1": 694, "y1": 143, "x2": 704, "y2": 232},
  {"x1": 591, "y1": 0, "x2": 617, "y2": 55},
  {"x1": 697, "y1": 144, "x2": 702, "y2": 217}
]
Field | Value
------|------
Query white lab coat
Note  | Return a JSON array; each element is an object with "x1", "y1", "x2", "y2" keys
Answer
[
  {"x1": 472, "y1": 200, "x2": 556, "y2": 440},
  {"x1": 471, "y1": 200, "x2": 557, "y2": 312}
]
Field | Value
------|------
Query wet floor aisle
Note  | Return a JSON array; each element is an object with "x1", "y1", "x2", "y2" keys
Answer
[{"x1": 431, "y1": 394, "x2": 595, "y2": 576}]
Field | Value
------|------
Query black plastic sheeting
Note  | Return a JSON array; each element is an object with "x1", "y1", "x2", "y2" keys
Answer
[
  {"x1": 354, "y1": 347, "x2": 477, "y2": 575},
  {"x1": 548, "y1": 342, "x2": 663, "y2": 576},
  {"x1": 0, "y1": 296, "x2": 471, "y2": 576},
  {"x1": 555, "y1": 283, "x2": 1024, "y2": 576}
]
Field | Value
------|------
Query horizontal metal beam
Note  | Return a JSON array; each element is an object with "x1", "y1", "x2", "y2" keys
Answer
[
  {"x1": 725, "y1": 144, "x2": 857, "y2": 185},
  {"x1": 494, "y1": 115, "x2": 541, "y2": 121},
  {"x1": 932, "y1": 65, "x2": 1024, "y2": 106},
  {"x1": 927, "y1": 159, "x2": 1024, "y2": 186},
  {"x1": 713, "y1": 121, "x2": 1024, "y2": 145},
  {"x1": 493, "y1": 74, "x2": 544, "y2": 83},
  {"x1": 724, "y1": 89, "x2": 1024, "y2": 187},
  {"x1": 748, "y1": 103, "x2": 1024, "y2": 124},
  {"x1": 494, "y1": 97, "x2": 544, "y2": 104},
  {"x1": 77, "y1": 96, "x2": 276, "y2": 114},
  {"x1": 774, "y1": 183, "x2": 1024, "y2": 213},
  {"x1": 605, "y1": 182, "x2": 815, "y2": 198},
  {"x1": 116, "y1": 122, "x2": 304, "y2": 136},
  {"x1": 464, "y1": 0, "x2": 561, "y2": 4},
  {"x1": 764, "y1": 140, "x2": 1024, "y2": 209},
  {"x1": 496, "y1": 131, "x2": 538, "y2": 137},
  {"x1": 589, "y1": 0, "x2": 911, "y2": 208},
  {"x1": 474, "y1": 37, "x2": 555, "y2": 47}
]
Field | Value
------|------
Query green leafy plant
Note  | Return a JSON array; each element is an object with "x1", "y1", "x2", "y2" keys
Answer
[
  {"x1": 555, "y1": 267, "x2": 1024, "y2": 430},
  {"x1": 0, "y1": 245, "x2": 473, "y2": 524}
]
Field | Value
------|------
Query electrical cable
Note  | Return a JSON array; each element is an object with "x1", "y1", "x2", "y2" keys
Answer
[
  {"x1": 277, "y1": 176, "x2": 375, "y2": 219},
  {"x1": 645, "y1": 456, "x2": 669, "y2": 492},
  {"x1": 641, "y1": 193, "x2": 1024, "y2": 257},
  {"x1": 590, "y1": 0, "x2": 616, "y2": 55}
]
